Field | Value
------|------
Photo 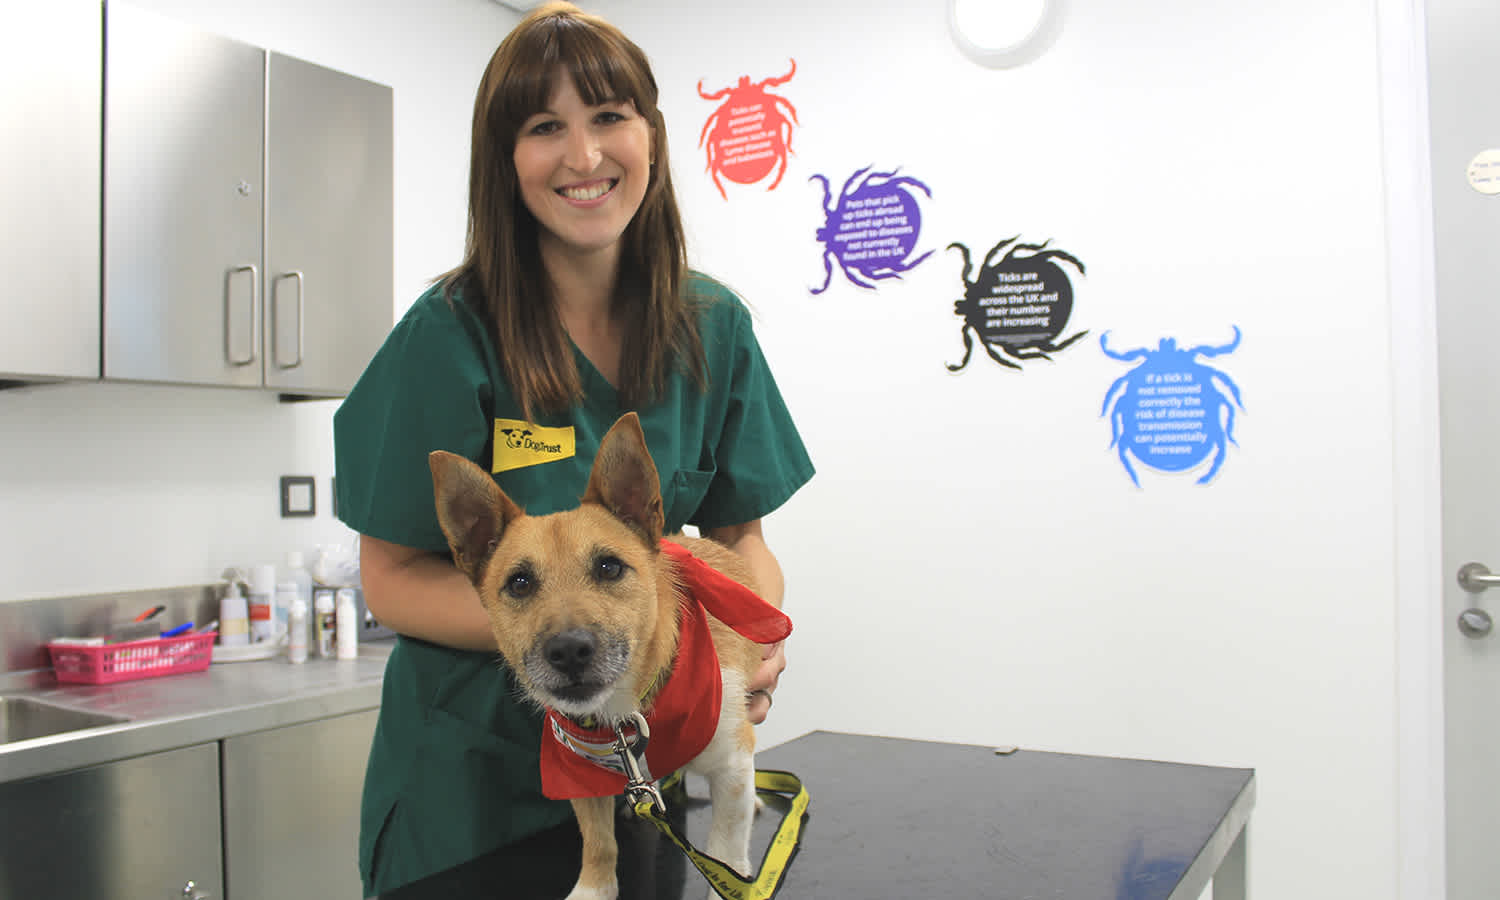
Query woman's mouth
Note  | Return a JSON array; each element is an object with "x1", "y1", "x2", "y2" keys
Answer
[{"x1": 557, "y1": 179, "x2": 617, "y2": 202}]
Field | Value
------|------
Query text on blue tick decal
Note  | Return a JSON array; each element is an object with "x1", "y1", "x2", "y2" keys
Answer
[{"x1": 1100, "y1": 327, "x2": 1245, "y2": 486}]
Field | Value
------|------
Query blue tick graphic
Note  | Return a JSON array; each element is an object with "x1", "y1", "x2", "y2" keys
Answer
[{"x1": 1100, "y1": 327, "x2": 1245, "y2": 486}]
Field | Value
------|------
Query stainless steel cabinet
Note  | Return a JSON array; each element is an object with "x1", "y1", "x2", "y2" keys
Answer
[
  {"x1": 221, "y1": 709, "x2": 377, "y2": 899},
  {"x1": 0, "y1": 742, "x2": 224, "y2": 899},
  {"x1": 0, "y1": 0, "x2": 101, "y2": 383},
  {"x1": 266, "y1": 54, "x2": 395, "y2": 395},
  {"x1": 104, "y1": 3, "x2": 393, "y2": 397},
  {"x1": 104, "y1": 3, "x2": 265, "y2": 390}
]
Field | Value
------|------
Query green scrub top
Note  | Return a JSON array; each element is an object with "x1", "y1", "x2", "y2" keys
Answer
[{"x1": 333, "y1": 273, "x2": 815, "y2": 896}]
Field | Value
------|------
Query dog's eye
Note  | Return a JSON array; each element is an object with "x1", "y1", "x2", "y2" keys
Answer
[
  {"x1": 504, "y1": 570, "x2": 536, "y2": 599},
  {"x1": 593, "y1": 555, "x2": 626, "y2": 582}
]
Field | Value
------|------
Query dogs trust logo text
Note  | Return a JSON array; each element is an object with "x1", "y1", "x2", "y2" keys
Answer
[{"x1": 491, "y1": 419, "x2": 576, "y2": 473}]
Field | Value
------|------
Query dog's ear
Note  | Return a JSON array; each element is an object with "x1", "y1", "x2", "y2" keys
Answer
[
  {"x1": 430, "y1": 450, "x2": 523, "y2": 583},
  {"x1": 581, "y1": 413, "x2": 663, "y2": 546}
]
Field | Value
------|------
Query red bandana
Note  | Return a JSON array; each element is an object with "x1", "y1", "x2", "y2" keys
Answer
[{"x1": 540, "y1": 540, "x2": 792, "y2": 800}]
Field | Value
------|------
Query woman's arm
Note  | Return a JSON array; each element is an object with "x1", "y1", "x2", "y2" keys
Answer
[
  {"x1": 359, "y1": 534, "x2": 498, "y2": 652},
  {"x1": 703, "y1": 519, "x2": 788, "y2": 725}
]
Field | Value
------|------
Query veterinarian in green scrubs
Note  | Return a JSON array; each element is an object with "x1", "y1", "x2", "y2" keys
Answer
[{"x1": 332, "y1": 4, "x2": 814, "y2": 897}]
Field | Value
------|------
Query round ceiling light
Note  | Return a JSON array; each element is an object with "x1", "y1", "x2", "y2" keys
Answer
[{"x1": 949, "y1": 0, "x2": 1065, "y2": 69}]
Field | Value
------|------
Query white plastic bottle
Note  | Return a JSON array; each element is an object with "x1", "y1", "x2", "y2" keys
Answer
[
  {"x1": 275, "y1": 581, "x2": 301, "y2": 657},
  {"x1": 287, "y1": 596, "x2": 309, "y2": 664},
  {"x1": 335, "y1": 588, "x2": 359, "y2": 660},
  {"x1": 283, "y1": 550, "x2": 314, "y2": 632},
  {"x1": 219, "y1": 581, "x2": 250, "y2": 647},
  {"x1": 313, "y1": 589, "x2": 337, "y2": 658},
  {"x1": 248, "y1": 563, "x2": 277, "y2": 644}
]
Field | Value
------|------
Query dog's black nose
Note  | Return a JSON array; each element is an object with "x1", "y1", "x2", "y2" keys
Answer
[{"x1": 543, "y1": 629, "x2": 597, "y2": 677}]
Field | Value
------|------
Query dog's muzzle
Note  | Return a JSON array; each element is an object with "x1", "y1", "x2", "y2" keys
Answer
[{"x1": 526, "y1": 627, "x2": 629, "y2": 707}]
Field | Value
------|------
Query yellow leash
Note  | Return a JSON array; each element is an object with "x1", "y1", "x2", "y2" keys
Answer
[
  {"x1": 611, "y1": 717, "x2": 810, "y2": 900},
  {"x1": 632, "y1": 770, "x2": 809, "y2": 900}
]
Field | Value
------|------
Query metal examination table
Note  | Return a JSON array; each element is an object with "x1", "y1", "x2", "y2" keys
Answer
[{"x1": 657, "y1": 730, "x2": 1256, "y2": 900}]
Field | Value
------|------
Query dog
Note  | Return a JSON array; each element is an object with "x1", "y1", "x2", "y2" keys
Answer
[
  {"x1": 499, "y1": 426, "x2": 532, "y2": 449},
  {"x1": 429, "y1": 412, "x2": 789, "y2": 900}
]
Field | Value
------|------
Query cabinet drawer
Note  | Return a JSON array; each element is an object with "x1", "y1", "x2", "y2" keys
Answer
[
  {"x1": 221, "y1": 709, "x2": 377, "y2": 899},
  {"x1": 0, "y1": 742, "x2": 223, "y2": 898}
]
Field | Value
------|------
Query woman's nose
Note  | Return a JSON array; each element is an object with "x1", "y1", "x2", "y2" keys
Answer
[{"x1": 563, "y1": 127, "x2": 601, "y2": 173}]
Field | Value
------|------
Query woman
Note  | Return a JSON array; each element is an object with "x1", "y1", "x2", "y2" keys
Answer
[{"x1": 332, "y1": 3, "x2": 814, "y2": 896}]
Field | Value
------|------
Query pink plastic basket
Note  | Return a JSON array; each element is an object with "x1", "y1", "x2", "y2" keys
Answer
[{"x1": 47, "y1": 632, "x2": 217, "y2": 685}]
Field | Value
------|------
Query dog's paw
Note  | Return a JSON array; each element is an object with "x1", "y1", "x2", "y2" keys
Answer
[
  {"x1": 753, "y1": 792, "x2": 766, "y2": 814},
  {"x1": 564, "y1": 883, "x2": 618, "y2": 900}
]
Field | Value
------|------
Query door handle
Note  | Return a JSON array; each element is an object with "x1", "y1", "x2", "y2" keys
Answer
[
  {"x1": 224, "y1": 264, "x2": 259, "y2": 366},
  {"x1": 1457, "y1": 563, "x2": 1498, "y2": 639},
  {"x1": 1458, "y1": 562, "x2": 1500, "y2": 592},
  {"x1": 272, "y1": 270, "x2": 305, "y2": 370}
]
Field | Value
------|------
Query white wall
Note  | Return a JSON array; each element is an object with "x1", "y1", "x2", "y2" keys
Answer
[
  {"x1": 600, "y1": 1, "x2": 1405, "y2": 898},
  {"x1": 0, "y1": 1, "x2": 1423, "y2": 898}
]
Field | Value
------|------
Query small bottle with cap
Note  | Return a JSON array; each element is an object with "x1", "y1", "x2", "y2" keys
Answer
[
  {"x1": 284, "y1": 550, "x2": 314, "y2": 628},
  {"x1": 313, "y1": 589, "x2": 336, "y2": 658},
  {"x1": 219, "y1": 580, "x2": 249, "y2": 647},
  {"x1": 248, "y1": 563, "x2": 277, "y2": 645},
  {"x1": 335, "y1": 588, "x2": 359, "y2": 660},
  {"x1": 287, "y1": 596, "x2": 309, "y2": 664},
  {"x1": 276, "y1": 582, "x2": 302, "y2": 657}
]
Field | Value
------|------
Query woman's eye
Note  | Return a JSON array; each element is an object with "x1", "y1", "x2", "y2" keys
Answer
[
  {"x1": 595, "y1": 111, "x2": 625, "y2": 125},
  {"x1": 505, "y1": 571, "x2": 536, "y2": 599},
  {"x1": 527, "y1": 120, "x2": 561, "y2": 137},
  {"x1": 594, "y1": 556, "x2": 625, "y2": 582}
]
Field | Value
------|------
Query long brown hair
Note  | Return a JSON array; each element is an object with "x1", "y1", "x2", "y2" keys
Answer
[{"x1": 445, "y1": 1, "x2": 705, "y2": 421}]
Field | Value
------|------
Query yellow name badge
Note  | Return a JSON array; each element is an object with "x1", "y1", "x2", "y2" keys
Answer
[{"x1": 492, "y1": 419, "x2": 576, "y2": 474}]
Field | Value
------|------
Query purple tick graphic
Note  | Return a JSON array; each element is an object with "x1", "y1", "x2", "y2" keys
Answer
[{"x1": 809, "y1": 166, "x2": 933, "y2": 294}]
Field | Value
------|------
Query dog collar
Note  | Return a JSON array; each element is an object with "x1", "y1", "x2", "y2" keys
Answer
[
  {"x1": 539, "y1": 540, "x2": 791, "y2": 800},
  {"x1": 541, "y1": 592, "x2": 720, "y2": 798}
]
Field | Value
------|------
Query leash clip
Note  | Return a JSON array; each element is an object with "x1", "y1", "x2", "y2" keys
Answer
[{"x1": 612, "y1": 711, "x2": 666, "y2": 815}]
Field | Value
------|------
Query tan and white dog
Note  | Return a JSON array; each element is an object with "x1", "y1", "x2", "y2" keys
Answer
[{"x1": 430, "y1": 412, "x2": 788, "y2": 900}]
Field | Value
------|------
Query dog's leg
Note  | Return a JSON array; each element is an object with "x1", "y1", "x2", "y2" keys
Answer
[
  {"x1": 704, "y1": 745, "x2": 757, "y2": 880},
  {"x1": 565, "y1": 795, "x2": 619, "y2": 900}
]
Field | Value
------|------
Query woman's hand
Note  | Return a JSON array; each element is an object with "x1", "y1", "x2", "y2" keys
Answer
[
  {"x1": 746, "y1": 640, "x2": 786, "y2": 725},
  {"x1": 703, "y1": 519, "x2": 789, "y2": 726}
]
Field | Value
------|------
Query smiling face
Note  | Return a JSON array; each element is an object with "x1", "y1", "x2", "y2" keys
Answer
[{"x1": 513, "y1": 70, "x2": 655, "y2": 267}]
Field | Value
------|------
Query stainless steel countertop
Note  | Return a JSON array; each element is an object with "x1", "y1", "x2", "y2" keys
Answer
[{"x1": 0, "y1": 641, "x2": 392, "y2": 784}]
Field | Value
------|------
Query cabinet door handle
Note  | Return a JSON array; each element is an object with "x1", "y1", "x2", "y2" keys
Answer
[
  {"x1": 225, "y1": 264, "x2": 259, "y2": 366},
  {"x1": 272, "y1": 270, "x2": 305, "y2": 369}
]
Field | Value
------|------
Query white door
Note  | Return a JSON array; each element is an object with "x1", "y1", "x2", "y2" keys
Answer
[{"x1": 1429, "y1": 0, "x2": 1500, "y2": 896}]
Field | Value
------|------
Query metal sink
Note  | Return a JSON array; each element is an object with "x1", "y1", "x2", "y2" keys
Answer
[{"x1": 0, "y1": 696, "x2": 128, "y2": 745}]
